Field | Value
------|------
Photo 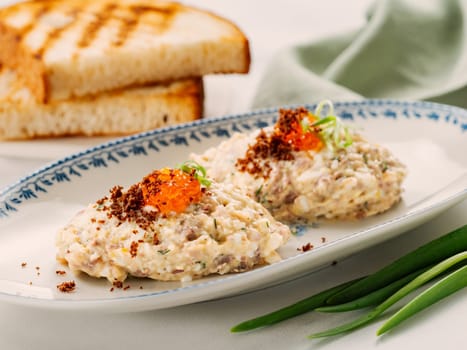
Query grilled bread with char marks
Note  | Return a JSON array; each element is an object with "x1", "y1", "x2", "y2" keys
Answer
[
  {"x1": 0, "y1": 0, "x2": 250, "y2": 102},
  {"x1": 0, "y1": 67, "x2": 203, "y2": 139}
]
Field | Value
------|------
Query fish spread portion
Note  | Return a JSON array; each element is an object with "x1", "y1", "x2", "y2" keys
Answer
[
  {"x1": 191, "y1": 107, "x2": 407, "y2": 223},
  {"x1": 56, "y1": 168, "x2": 290, "y2": 282}
]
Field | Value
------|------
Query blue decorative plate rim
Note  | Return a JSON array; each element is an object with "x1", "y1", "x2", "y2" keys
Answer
[{"x1": 1, "y1": 98, "x2": 466, "y2": 219}]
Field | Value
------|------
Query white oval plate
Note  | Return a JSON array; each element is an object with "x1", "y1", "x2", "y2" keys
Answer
[{"x1": 0, "y1": 99, "x2": 466, "y2": 312}]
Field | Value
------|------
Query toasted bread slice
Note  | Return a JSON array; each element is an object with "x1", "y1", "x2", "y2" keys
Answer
[
  {"x1": 0, "y1": 0, "x2": 250, "y2": 102},
  {"x1": 0, "y1": 67, "x2": 203, "y2": 140}
]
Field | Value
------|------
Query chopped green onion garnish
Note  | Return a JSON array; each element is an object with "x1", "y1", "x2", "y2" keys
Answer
[
  {"x1": 302, "y1": 100, "x2": 354, "y2": 151},
  {"x1": 178, "y1": 160, "x2": 212, "y2": 187}
]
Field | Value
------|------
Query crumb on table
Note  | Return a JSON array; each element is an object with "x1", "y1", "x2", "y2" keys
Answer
[
  {"x1": 57, "y1": 280, "x2": 76, "y2": 293},
  {"x1": 297, "y1": 242, "x2": 314, "y2": 252}
]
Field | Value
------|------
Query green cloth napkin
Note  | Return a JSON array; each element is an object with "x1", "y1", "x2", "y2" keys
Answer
[{"x1": 252, "y1": 0, "x2": 467, "y2": 109}]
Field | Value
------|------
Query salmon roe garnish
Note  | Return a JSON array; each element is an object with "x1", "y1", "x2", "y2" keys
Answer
[
  {"x1": 278, "y1": 111, "x2": 324, "y2": 152},
  {"x1": 140, "y1": 168, "x2": 202, "y2": 215}
]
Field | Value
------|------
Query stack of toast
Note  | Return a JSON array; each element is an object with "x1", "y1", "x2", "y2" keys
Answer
[{"x1": 0, "y1": 0, "x2": 250, "y2": 140}]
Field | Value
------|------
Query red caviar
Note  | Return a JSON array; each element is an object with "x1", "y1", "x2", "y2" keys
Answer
[
  {"x1": 278, "y1": 111, "x2": 323, "y2": 152},
  {"x1": 140, "y1": 168, "x2": 202, "y2": 215}
]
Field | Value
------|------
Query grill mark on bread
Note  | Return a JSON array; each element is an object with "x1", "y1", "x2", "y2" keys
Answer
[
  {"x1": 21, "y1": 1, "x2": 180, "y2": 56},
  {"x1": 113, "y1": 4, "x2": 179, "y2": 47},
  {"x1": 35, "y1": 8, "x2": 79, "y2": 59},
  {"x1": 13, "y1": 3, "x2": 50, "y2": 40},
  {"x1": 5, "y1": 1, "x2": 179, "y2": 66},
  {"x1": 112, "y1": 11, "x2": 138, "y2": 47},
  {"x1": 77, "y1": 3, "x2": 118, "y2": 48}
]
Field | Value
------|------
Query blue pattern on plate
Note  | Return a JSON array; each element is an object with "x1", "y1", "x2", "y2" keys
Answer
[{"x1": 1, "y1": 99, "x2": 466, "y2": 219}]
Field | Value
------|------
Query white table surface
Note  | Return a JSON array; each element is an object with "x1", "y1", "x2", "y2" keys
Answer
[{"x1": 1, "y1": 1, "x2": 466, "y2": 349}]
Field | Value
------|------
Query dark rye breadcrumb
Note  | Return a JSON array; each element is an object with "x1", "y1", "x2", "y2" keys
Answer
[
  {"x1": 96, "y1": 184, "x2": 158, "y2": 230},
  {"x1": 57, "y1": 280, "x2": 76, "y2": 293}
]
